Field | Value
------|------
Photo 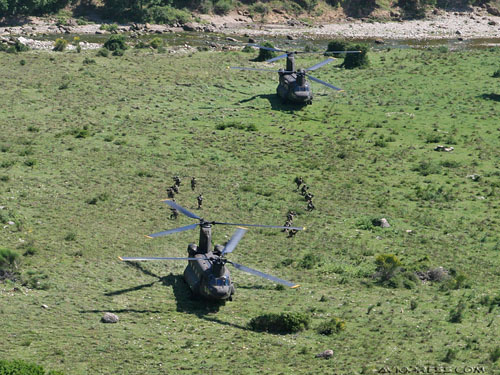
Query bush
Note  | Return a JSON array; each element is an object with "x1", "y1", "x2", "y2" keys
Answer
[
  {"x1": 213, "y1": 0, "x2": 233, "y2": 15},
  {"x1": 298, "y1": 253, "x2": 321, "y2": 269},
  {"x1": 249, "y1": 312, "x2": 310, "y2": 334},
  {"x1": 325, "y1": 40, "x2": 348, "y2": 57},
  {"x1": 145, "y1": 5, "x2": 191, "y2": 25},
  {"x1": 53, "y1": 38, "x2": 68, "y2": 52},
  {"x1": 342, "y1": 44, "x2": 369, "y2": 69},
  {"x1": 375, "y1": 254, "x2": 402, "y2": 282},
  {"x1": 0, "y1": 247, "x2": 19, "y2": 270},
  {"x1": 149, "y1": 37, "x2": 163, "y2": 49},
  {"x1": 100, "y1": 23, "x2": 118, "y2": 32},
  {"x1": 492, "y1": 69, "x2": 500, "y2": 78},
  {"x1": 490, "y1": 346, "x2": 500, "y2": 363},
  {"x1": 97, "y1": 48, "x2": 109, "y2": 57},
  {"x1": 449, "y1": 301, "x2": 466, "y2": 323},
  {"x1": 254, "y1": 41, "x2": 276, "y2": 62},
  {"x1": 316, "y1": 317, "x2": 345, "y2": 335},
  {"x1": 0, "y1": 359, "x2": 64, "y2": 375},
  {"x1": 103, "y1": 35, "x2": 128, "y2": 52}
]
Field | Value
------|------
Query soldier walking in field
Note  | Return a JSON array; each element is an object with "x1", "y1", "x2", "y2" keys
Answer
[
  {"x1": 197, "y1": 194, "x2": 203, "y2": 209},
  {"x1": 167, "y1": 187, "x2": 175, "y2": 199},
  {"x1": 300, "y1": 184, "x2": 309, "y2": 196},
  {"x1": 294, "y1": 177, "x2": 304, "y2": 190},
  {"x1": 287, "y1": 211, "x2": 296, "y2": 222},
  {"x1": 171, "y1": 184, "x2": 179, "y2": 194},
  {"x1": 170, "y1": 207, "x2": 179, "y2": 220},
  {"x1": 191, "y1": 177, "x2": 197, "y2": 191},
  {"x1": 304, "y1": 192, "x2": 314, "y2": 202},
  {"x1": 306, "y1": 201, "x2": 315, "y2": 211},
  {"x1": 288, "y1": 229, "x2": 298, "y2": 238},
  {"x1": 173, "y1": 176, "x2": 181, "y2": 187}
]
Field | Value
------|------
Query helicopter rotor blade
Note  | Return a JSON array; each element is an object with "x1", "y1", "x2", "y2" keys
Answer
[
  {"x1": 247, "y1": 43, "x2": 285, "y2": 53},
  {"x1": 306, "y1": 74, "x2": 343, "y2": 91},
  {"x1": 228, "y1": 261, "x2": 300, "y2": 288},
  {"x1": 221, "y1": 227, "x2": 247, "y2": 256},
  {"x1": 119, "y1": 256, "x2": 200, "y2": 261},
  {"x1": 162, "y1": 199, "x2": 202, "y2": 220},
  {"x1": 213, "y1": 222, "x2": 305, "y2": 231},
  {"x1": 230, "y1": 66, "x2": 282, "y2": 72},
  {"x1": 306, "y1": 58, "x2": 335, "y2": 72},
  {"x1": 265, "y1": 53, "x2": 288, "y2": 63},
  {"x1": 146, "y1": 223, "x2": 200, "y2": 238}
]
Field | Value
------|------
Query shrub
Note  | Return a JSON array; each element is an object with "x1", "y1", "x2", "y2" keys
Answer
[
  {"x1": 213, "y1": 0, "x2": 233, "y2": 15},
  {"x1": 14, "y1": 40, "x2": 29, "y2": 52},
  {"x1": 0, "y1": 247, "x2": 19, "y2": 270},
  {"x1": 103, "y1": 35, "x2": 128, "y2": 52},
  {"x1": 0, "y1": 359, "x2": 64, "y2": 375},
  {"x1": 375, "y1": 254, "x2": 402, "y2": 282},
  {"x1": 145, "y1": 5, "x2": 191, "y2": 25},
  {"x1": 449, "y1": 301, "x2": 466, "y2": 323},
  {"x1": 316, "y1": 317, "x2": 345, "y2": 335},
  {"x1": 53, "y1": 38, "x2": 68, "y2": 52},
  {"x1": 412, "y1": 160, "x2": 440, "y2": 176},
  {"x1": 250, "y1": 2, "x2": 270, "y2": 14},
  {"x1": 83, "y1": 57, "x2": 96, "y2": 65},
  {"x1": 248, "y1": 312, "x2": 310, "y2": 334},
  {"x1": 492, "y1": 69, "x2": 500, "y2": 78},
  {"x1": 64, "y1": 232, "x2": 77, "y2": 241},
  {"x1": 415, "y1": 185, "x2": 454, "y2": 202},
  {"x1": 97, "y1": 48, "x2": 109, "y2": 57},
  {"x1": 100, "y1": 23, "x2": 118, "y2": 32},
  {"x1": 490, "y1": 346, "x2": 500, "y2": 363},
  {"x1": 298, "y1": 253, "x2": 320, "y2": 269},
  {"x1": 341, "y1": 44, "x2": 369, "y2": 69},
  {"x1": 292, "y1": 0, "x2": 318, "y2": 11},
  {"x1": 149, "y1": 37, "x2": 163, "y2": 49},
  {"x1": 254, "y1": 41, "x2": 276, "y2": 62},
  {"x1": 443, "y1": 349, "x2": 457, "y2": 363},
  {"x1": 112, "y1": 48, "x2": 125, "y2": 56},
  {"x1": 24, "y1": 270, "x2": 50, "y2": 290},
  {"x1": 325, "y1": 40, "x2": 348, "y2": 57}
]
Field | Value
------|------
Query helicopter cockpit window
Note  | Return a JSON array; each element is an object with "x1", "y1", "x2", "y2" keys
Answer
[{"x1": 215, "y1": 277, "x2": 229, "y2": 286}]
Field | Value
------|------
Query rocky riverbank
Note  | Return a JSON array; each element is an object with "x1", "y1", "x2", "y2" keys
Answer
[{"x1": 1, "y1": 7, "x2": 500, "y2": 51}]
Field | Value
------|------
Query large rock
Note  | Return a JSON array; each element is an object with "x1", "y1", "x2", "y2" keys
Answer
[
  {"x1": 101, "y1": 312, "x2": 119, "y2": 323},
  {"x1": 486, "y1": 4, "x2": 500, "y2": 16}
]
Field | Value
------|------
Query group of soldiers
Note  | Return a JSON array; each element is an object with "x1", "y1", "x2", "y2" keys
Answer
[
  {"x1": 168, "y1": 176, "x2": 203, "y2": 219},
  {"x1": 295, "y1": 176, "x2": 315, "y2": 211},
  {"x1": 282, "y1": 210, "x2": 299, "y2": 238}
]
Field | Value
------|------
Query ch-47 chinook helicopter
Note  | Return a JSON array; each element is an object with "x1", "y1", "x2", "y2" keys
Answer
[
  {"x1": 119, "y1": 200, "x2": 305, "y2": 301},
  {"x1": 231, "y1": 44, "x2": 360, "y2": 104}
]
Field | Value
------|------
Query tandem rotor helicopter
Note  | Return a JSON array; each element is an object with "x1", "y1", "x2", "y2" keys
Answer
[
  {"x1": 231, "y1": 43, "x2": 360, "y2": 105},
  {"x1": 120, "y1": 200, "x2": 305, "y2": 301}
]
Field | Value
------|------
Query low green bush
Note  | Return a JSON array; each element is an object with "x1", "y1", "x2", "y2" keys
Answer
[
  {"x1": 341, "y1": 44, "x2": 369, "y2": 69},
  {"x1": 213, "y1": 0, "x2": 233, "y2": 15},
  {"x1": 316, "y1": 317, "x2": 345, "y2": 335},
  {"x1": 254, "y1": 41, "x2": 276, "y2": 62},
  {"x1": 448, "y1": 301, "x2": 466, "y2": 323},
  {"x1": 103, "y1": 35, "x2": 128, "y2": 52},
  {"x1": 145, "y1": 5, "x2": 191, "y2": 25},
  {"x1": 53, "y1": 38, "x2": 68, "y2": 52},
  {"x1": 375, "y1": 254, "x2": 402, "y2": 282},
  {"x1": 149, "y1": 37, "x2": 163, "y2": 49},
  {"x1": 491, "y1": 346, "x2": 500, "y2": 363},
  {"x1": 0, "y1": 359, "x2": 63, "y2": 374},
  {"x1": 492, "y1": 69, "x2": 500, "y2": 78},
  {"x1": 249, "y1": 312, "x2": 310, "y2": 334},
  {"x1": 0, "y1": 247, "x2": 19, "y2": 270}
]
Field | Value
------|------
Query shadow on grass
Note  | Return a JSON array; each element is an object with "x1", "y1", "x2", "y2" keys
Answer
[
  {"x1": 480, "y1": 93, "x2": 500, "y2": 102},
  {"x1": 102, "y1": 262, "x2": 250, "y2": 330},
  {"x1": 238, "y1": 94, "x2": 307, "y2": 112}
]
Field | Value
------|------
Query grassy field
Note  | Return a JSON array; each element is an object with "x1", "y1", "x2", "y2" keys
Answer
[{"x1": 0, "y1": 43, "x2": 500, "y2": 375}]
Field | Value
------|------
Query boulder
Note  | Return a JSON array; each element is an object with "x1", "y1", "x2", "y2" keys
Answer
[{"x1": 101, "y1": 312, "x2": 119, "y2": 323}]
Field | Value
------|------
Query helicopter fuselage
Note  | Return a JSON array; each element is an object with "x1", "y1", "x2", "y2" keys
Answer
[
  {"x1": 183, "y1": 246, "x2": 235, "y2": 300},
  {"x1": 277, "y1": 71, "x2": 312, "y2": 104}
]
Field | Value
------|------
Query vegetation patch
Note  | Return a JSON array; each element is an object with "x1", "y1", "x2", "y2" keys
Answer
[
  {"x1": 316, "y1": 317, "x2": 345, "y2": 335},
  {"x1": 248, "y1": 312, "x2": 310, "y2": 334},
  {"x1": 0, "y1": 359, "x2": 63, "y2": 375}
]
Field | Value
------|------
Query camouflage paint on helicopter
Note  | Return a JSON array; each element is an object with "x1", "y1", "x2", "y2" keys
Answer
[
  {"x1": 231, "y1": 44, "x2": 360, "y2": 104},
  {"x1": 120, "y1": 200, "x2": 304, "y2": 301}
]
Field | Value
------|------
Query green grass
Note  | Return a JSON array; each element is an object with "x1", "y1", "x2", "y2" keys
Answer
[{"x1": 0, "y1": 45, "x2": 499, "y2": 375}]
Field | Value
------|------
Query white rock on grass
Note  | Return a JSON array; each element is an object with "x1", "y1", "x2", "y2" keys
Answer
[
  {"x1": 101, "y1": 312, "x2": 119, "y2": 323},
  {"x1": 315, "y1": 349, "x2": 334, "y2": 359}
]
